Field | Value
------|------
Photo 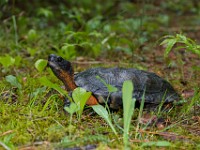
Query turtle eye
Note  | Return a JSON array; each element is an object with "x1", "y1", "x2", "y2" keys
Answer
[{"x1": 57, "y1": 57, "x2": 63, "y2": 62}]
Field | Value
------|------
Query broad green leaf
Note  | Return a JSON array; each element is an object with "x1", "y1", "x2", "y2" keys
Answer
[
  {"x1": 92, "y1": 105, "x2": 109, "y2": 119},
  {"x1": 64, "y1": 103, "x2": 78, "y2": 115},
  {"x1": 123, "y1": 80, "x2": 134, "y2": 132},
  {"x1": 122, "y1": 80, "x2": 135, "y2": 147},
  {"x1": 0, "y1": 55, "x2": 15, "y2": 68},
  {"x1": 92, "y1": 105, "x2": 117, "y2": 136},
  {"x1": 35, "y1": 59, "x2": 48, "y2": 72},
  {"x1": 39, "y1": 76, "x2": 69, "y2": 98},
  {"x1": 141, "y1": 141, "x2": 172, "y2": 147},
  {"x1": 5, "y1": 75, "x2": 22, "y2": 89},
  {"x1": 72, "y1": 87, "x2": 91, "y2": 120}
]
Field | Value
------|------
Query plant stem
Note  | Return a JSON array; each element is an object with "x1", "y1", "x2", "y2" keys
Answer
[{"x1": 12, "y1": 15, "x2": 18, "y2": 45}]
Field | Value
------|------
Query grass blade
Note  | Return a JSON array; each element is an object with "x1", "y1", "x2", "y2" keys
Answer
[{"x1": 135, "y1": 89, "x2": 146, "y2": 139}]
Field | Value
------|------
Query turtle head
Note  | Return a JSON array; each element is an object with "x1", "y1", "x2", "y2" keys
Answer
[{"x1": 48, "y1": 54, "x2": 76, "y2": 90}]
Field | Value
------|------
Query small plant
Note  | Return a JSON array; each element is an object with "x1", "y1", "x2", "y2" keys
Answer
[
  {"x1": 27, "y1": 29, "x2": 38, "y2": 42},
  {"x1": 182, "y1": 88, "x2": 200, "y2": 115},
  {"x1": 72, "y1": 87, "x2": 91, "y2": 121},
  {"x1": 160, "y1": 33, "x2": 200, "y2": 57},
  {"x1": 160, "y1": 33, "x2": 200, "y2": 80},
  {"x1": 64, "y1": 103, "x2": 78, "y2": 137},
  {"x1": 39, "y1": 76, "x2": 69, "y2": 98},
  {"x1": 0, "y1": 55, "x2": 15, "y2": 68},
  {"x1": 62, "y1": 31, "x2": 103, "y2": 57},
  {"x1": 37, "y1": 8, "x2": 53, "y2": 18},
  {"x1": 5, "y1": 75, "x2": 22, "y2": 90},
  {"x1": 64, "y1": 103, "x2": 78, "y2": 126},
  {"x1": 96, "y1": 75, "x2": 118, "y2": 116},
  {"x1": 92, "y1": 105, "x2": 118, "y2": 136},
  {"x1": 0, "y1": 55, "x2": 21, "y2": 72},
  {"x1": 92, "y1": 80, "x2": 136, "y2": 148}
]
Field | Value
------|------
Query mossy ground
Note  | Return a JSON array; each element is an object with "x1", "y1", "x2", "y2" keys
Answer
[{"x1": 0, "y1": 1, "x2": 200, "y2": 149}]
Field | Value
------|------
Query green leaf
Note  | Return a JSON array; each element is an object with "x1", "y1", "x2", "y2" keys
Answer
[
  {"x1": 163, "y1": 39, "x2": 177, "y2": 57},
  {"x1": 96, "y1": 76, "x2": 118, "y2": 93},
  {"x1": 0, "y1": 55, "x2": 15, "y2": 68},
  {"x1": 14, "y1": 56, "x2": 22, "y2": 66},
  {"x1": 107, "y1": 84, "x2": 118, "y2": 93},
  {"x1": 72, "y1": 87, "x2": 91, "y2": 120},
  {"x1": 141, "y1": 141, "x2": 172, "y2": 147},
  {"x1": 27, "y1": 29, "x2": 38, "y2": 41},
  {"x1": 122, "y1": 80, "x2": 135, "y2": 147},
  {"x1": 161, "y1": 34, "x2": 200, "y2": 58},
  {"x1": 35, "y1": 59, "x2": 48, "y2": 72},
  {"x1": 0, "y1": 133, "x2": 15, "y2": 150},
  {"x1": 39, "y1": 76, "x2": 69, "y2": 98},
  {"x1": 60, "y1": 44, "x2": 76, "y2": 59},
  {"x1": 86, "y1": 16, "x2": 102, "y2": 31},
  {"x1": 27, "y1": 47, "x2": 38, "y2": 56},
  {"x1": 64, "y1": 103, "x2": 78, "y2": 115},
  {"x1": 5, "y1": 75, "x2": 22, "y2": 89},
  {"x1": 177, "y1": 34, "x2": 187, "y2": 42},
  {"x1": 29, "y1": 87, "x2": 46, "y2": 99},
  {"x1": 92, "y1": 105, "x2": 117, "y2": 136},
  {"x1": 37, "y1": 8, "x2": 53, "y2": 18}
]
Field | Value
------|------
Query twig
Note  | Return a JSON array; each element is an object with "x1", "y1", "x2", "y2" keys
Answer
[
  {"x1": 159, "y1": 26, "x2": 200, "y2": 32},
  {"x1": 72, "y1": 61, "x2": 130, "y2": 66},
  {"x1": 0, "y1": 130, "x2": 14, "y2": 137}
]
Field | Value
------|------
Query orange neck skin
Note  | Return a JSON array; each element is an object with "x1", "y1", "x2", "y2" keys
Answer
[
  {"x1": 60, "y1": 70, "x2": 98, "y2": 105},
  {"x1": 60, "y1": 70, "x2": 77, "y2": 91}
]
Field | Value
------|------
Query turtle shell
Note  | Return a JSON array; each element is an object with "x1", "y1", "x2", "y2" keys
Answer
[{"x1": 74, "y1": 67, "x2": 180, "y2": 109}]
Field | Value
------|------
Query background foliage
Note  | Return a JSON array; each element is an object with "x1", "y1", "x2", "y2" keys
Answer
[{"x1": 0, "y1": 0, "x2": 200, "y2": 149}]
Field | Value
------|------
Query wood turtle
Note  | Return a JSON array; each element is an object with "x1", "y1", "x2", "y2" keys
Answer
[{"x1": 48, "y1": 54, "x2": 180, "y2": 109}]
